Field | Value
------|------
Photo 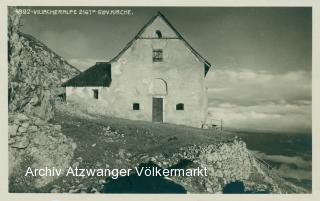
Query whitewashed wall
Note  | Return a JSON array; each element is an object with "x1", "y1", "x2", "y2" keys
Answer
[{"x1": 66, "y1": 17, "x2": 209, "y2": 128}]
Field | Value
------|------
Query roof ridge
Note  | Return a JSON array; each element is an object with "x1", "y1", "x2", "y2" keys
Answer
[
  {"x1": 109, "y1": 12, "x2": 211, "y2": 69},
  {"x1": 155, "y1": 13, "x2": 211, "y2": 67},
  {"x1": 108, "y1": 12, "x2": 159, "y2": 62}
]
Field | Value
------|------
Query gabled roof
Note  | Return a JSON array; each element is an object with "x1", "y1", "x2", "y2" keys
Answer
[
  {"x1": 109, "y1": 11, "x2": 212, "y2": 76},
  {"x1": 62, "y1": 62, "x2": 111, "y2": 87}
]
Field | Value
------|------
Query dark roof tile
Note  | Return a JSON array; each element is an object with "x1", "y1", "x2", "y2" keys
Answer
[{"x1": 62, "y1": 62, "x2": 111, "y2": 87}]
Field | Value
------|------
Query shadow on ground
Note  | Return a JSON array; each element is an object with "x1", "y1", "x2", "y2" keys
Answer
[{"x1": 102, "y1": 161, "x2": 187, "y2": 193}]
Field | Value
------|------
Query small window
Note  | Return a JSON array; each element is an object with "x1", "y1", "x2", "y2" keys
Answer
[
  {"x1": 176, "y1": 103, "x2": 184, "y2": 110},
  {"x1": 153, "y1": 49, "x2": 163, "y2": 62},
  {"x1": 156, "y1": 30, "x2": 162, "y2": 38},
  {"x1": 93, "y1": 89, "x2": 99, "y2": 99},
  {"x1": 132, "y1": 103, "x2": 140, "y2": 110}
]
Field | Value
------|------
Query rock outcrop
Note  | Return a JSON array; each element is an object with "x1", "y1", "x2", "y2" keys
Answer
[
  {"x1": 8, "y1": 113, "x2": 77, "y2": 191},
  {"x1": 47, "y1": 137, "x2": 305, "y2": 194},
  {"x1": 8, "y1": 8, "x2": 80, "y2": 120},
  {"x1": 8, "y1": 8, "x2": 79, "y2": 192},
  {"x1": 126, "y1": 140, "x2": 306, "y2": 193}
]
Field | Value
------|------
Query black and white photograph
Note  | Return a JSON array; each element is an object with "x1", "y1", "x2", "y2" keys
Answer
[{"x1": 3, "y1": 2, "x2": 318, "y2": 198}]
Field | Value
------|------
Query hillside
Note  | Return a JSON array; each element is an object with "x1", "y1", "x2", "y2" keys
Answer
[
  {"x1": 7, "y1": 9, "x2": 307, "y2": 194},
  {"x1": 8, "y1": 10, "x2": 80, "y2": 120},
  {"x1": 9, "y1": 102, "x2": 305, "y2": 193},
  {"x1": 8, "y1": 31, "x2": 80, "y2": 120},
  {"x1": 8, "y1": 9, "x2": 80, "y2": 192}
]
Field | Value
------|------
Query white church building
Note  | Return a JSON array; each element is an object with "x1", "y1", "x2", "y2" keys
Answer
[{"x1": 63, "y1": 12, "x2": 212, "y2": 128}]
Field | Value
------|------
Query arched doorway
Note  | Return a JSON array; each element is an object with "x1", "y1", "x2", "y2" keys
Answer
[
  {"x1": 149, "y1": 78, "x2": 167, "y2": 122},
  {"x1": 148, "y1": 78, "x2": 167, "y2": 96}
]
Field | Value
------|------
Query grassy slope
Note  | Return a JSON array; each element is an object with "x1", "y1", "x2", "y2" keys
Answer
[
  {"x1": 52, "y1": 109, "x2": 229, "y2": 164},
  {"x1": 43, "y1": 106, "x2": 231, "y2": 192},
  {"x1": 39, "y1": 107, "x2": 307, "y2": 193}
]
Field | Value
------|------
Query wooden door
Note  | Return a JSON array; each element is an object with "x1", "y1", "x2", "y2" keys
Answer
[{"x1": 152, "y1": 98, "x2": 163, "y2": 122}]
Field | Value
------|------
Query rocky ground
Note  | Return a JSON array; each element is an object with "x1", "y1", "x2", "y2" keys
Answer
[
  {"x1": 7, "y1": 103, "x2": 306, "y2": 193},
  {"x1": 8, "y1": 112, "x2": 76, "y2": 192},
  {"x1": 8, "y1": 102, "x2": 308, "y2": 193}
]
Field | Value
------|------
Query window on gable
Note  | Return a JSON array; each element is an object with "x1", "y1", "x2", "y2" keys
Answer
[
  {"x1": 176, "y1": 103, "x2": 184, "y2": 110},
  {"x1": 153, "y1": 49, "x2": 163, "y2": 62},
  {"x1": 156, "y1": 30, "x2": 162, "y2": 38},
  {"x1": 93, "y1": 89, "x2": 99, "y2": 99},
  {"x1": 132, "y1": 103, "x2": 140, "y2": 110}
]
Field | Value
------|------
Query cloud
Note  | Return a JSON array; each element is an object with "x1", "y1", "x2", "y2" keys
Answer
[
  {"x1": 208, "y1": 101, "x2": 311, "y2": 133},
  {"x1": 206, "y1": 69, "x2": 311, "y2": 132},
  {"x1": 251, "y1": 151, "x2": 311, "y2": 181},
  {"x1": 206, "y1": 69, "x2": 311, "y2": 106},
  {"x1": 277, "y1": 164, "x2": 311, "y2": 180},
  {"x1": 252, "y1": 151, "x2": 311, "y2": 169}
]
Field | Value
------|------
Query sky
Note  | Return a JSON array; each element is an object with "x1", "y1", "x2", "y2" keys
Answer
[{"x1": 20, "y1": 7, "x2": 312, "y2": 133}]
